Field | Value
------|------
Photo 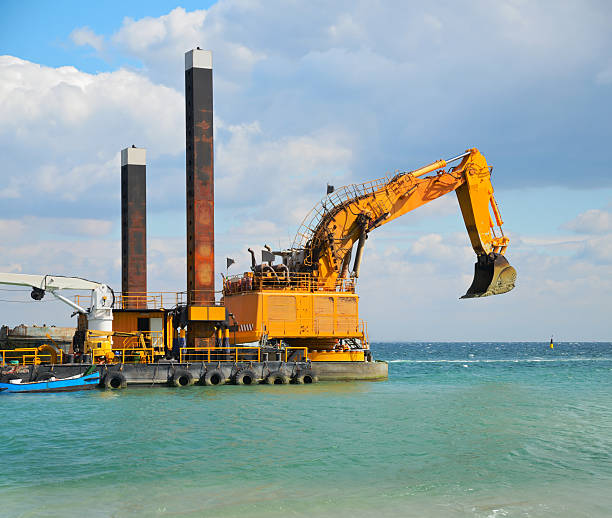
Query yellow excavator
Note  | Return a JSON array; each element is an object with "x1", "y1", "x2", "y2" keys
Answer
[{"x1": 223, "y1": 148, "x2": 516, "y2": 352}]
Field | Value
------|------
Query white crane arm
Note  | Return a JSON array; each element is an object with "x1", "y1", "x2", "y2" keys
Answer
[
  {"x1": 0, "y1": 273, "x2": 103, "y2": 291},
  {"x1": 0, "y1": 272, "x2": 114, "y2": 330},
  {"x1": 0, "y1": 272, "x2": 115, "y2": 352}
]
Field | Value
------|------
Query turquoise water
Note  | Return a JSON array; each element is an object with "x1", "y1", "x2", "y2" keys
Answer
[{"x1": 2, "y1": 342, "x2": 612, "y2": 517}]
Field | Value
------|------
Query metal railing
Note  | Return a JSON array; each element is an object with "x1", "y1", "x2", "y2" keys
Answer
[
  {"x1": 0, "y1": 348, "x2": 63, "y2": 366},
  {"x1": 115, "y1": 292, "x2": 186, "y2": 309},
  {"x1": 180, "y1": 347, "x2": 261, "y2": 363},
  {"x1": 111, "y1": 347, "x2": 158, "y2": 364},
  {"x1": 223, "y1": 271, "x2": 355, "y2": 295},
  {"x1": 283, "y1": 347, "x2": 308, "y2": 362},
  {"x1": 118, "y1": 331, "x2": 164, "y2": 352},
  {"x1": 74, "y1": 290, "x2": 224, "y2": 310},
  {"x1": 361, "y1": 320, "x2": 370, "y2": 348},
  {"x1": 178, "y1": 346, "x2": 308, "y2": 363}
]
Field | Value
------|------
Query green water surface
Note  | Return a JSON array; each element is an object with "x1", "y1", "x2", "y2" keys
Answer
[{"x1": 1, "y1": 342, "x2": 612, "y2": 517}]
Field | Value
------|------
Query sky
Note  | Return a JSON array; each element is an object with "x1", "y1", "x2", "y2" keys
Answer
[{"x1": 0, "y1": 0, "x2": 611, "y2": 341}]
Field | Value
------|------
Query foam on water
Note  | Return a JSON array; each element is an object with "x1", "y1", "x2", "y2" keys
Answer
[
  {"x1": 1, "y1": 342, "x2": 611, "y2": 517},
  {"x1": 388, "y1": 357, "x2": 612, "y2": 363}
]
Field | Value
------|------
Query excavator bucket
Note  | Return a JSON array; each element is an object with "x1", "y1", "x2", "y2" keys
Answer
[{"x1": 461, "y1": 253, "x2": 516, "y2": 299}]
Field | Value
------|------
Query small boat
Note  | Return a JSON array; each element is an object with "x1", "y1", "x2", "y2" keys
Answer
[{"x1": 0, "y1": 371, "x2": 100, "y2": 394}]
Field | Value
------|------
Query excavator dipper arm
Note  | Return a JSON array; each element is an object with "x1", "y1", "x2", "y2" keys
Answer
[{"x1": 296, "y1": 148, "x2": 516, "y2": 298}]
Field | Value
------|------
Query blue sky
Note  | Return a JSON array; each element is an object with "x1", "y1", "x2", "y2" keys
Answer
[
  {"x1": 1, "y1": 1, "x2": 216, "y2": 72},
  {"x1": 1, "y1": 1, "x2": 611, "y2": 340}
]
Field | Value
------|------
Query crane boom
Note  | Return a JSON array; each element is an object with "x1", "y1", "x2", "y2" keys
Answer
[
  {"x1": 0, "y1": 273, "x2": 104, "y2": 292},
  {"x1": 290, "y1": 148, "x2": 515, "y2": 298},
  {"x1": 0, "y1": 272, "x2": 114, "y2": 334}
]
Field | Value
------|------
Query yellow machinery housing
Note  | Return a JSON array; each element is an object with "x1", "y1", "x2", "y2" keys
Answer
[{"x1": 224, "y1": 284, "x2": 364, "y2": 348}]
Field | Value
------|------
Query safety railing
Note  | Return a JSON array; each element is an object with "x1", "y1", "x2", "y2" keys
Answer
[
  {"x1": 111, "y1": 347, "x2": 157, "y2": 364},
  {"x1": 179, "y1": 347, "x2": 261, "y2": 363},
  {"x1": 360, "y1": 320, "x2": 370, "y2": 349},
  {"x1": 283, "y1": 347, "x2": 308, "y2": 362},
  {"x1": 178, "y1": 347, "x2": 309, "y2": 363},
  {"x1": 223, "y1": 272, "x2": 355, "y2": 295},
  {"x1": 74, "y1": 291, "x2": 182, "y2": 310},
  {"x1": 115, "y1": 292, "x2": 184, "y2": 309},
  {"x1": 74, "y1": 290, "x2": 224, "y2": 310},
  {"x1": 120, "y1": 331, "x2": 164, "y2": 352},
  {"x1": 0, "y1": 348, "x2": 63, "y2": 366}
]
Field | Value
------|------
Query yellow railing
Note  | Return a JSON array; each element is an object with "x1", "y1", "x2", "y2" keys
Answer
[
  {"x1": 180, "y1": 347, "x2": 261, "y2": 363},
  {"x1": 74, "y1": 291, "x2": 224, "y2": 310},
  {"x1": 0, "y1": 348, "x2": 63, "y2": 366},
  {"x1": 75, "y1": 291, "x2": 185, "y2": 310},
  {"x1": 121, "y1": 331, "x2": 164, "y2": 352},
  {"x1": 361, "y1": 320, "x2": 370, "y2": 348},
  {"x1": 111, "y1": 347, "x2": 157, "y2": 364},
  {"x1": 223, "y1": 271, "x2": 355, "y2": 295},
  {"x1": 284, "y1": 347, "x2": 308, "y2": 362},
  {"x1": 178, "y1": 346, "x2": 309, "y2": 363}
]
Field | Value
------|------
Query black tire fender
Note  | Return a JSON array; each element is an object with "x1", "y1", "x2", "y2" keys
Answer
[
  {"x1": 265, "y1": 371, "x2": 290, "y2": 385},
  {"x1": 169, "y1": 369, "x2": 194, "y2": 387},
  {"x1": 104, "y1": 372, "x2": 127, "y2": 390},
  {"x1": 294, "y1": 369, "x2": 318, "y2": 384},
  {"x1": 203, "y1": 369, "x2": 226, "y2": 386},
  {"x1": 234, "y1": 369, "x2": 258, "y2": 385}
]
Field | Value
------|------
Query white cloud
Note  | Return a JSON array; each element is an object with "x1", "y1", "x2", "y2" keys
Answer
[
  {"x1": 0, "y1": 216, "x2": 113, "y2": 240},
  {"x1": 114, "y1": 8, "x2": 206, "y2": 54},
  {"x1": 358, "y1": 231, "x2": 612, "y2": 341},
  {"x1": 110, "y1": 6, "x2": 265, "y2": 90},
  {"x1": 0, "y1": 178, "x2": 21, "y2": 199},
  {"x1": 410, "y1": 233, "x2": 472, "y2": 262},
  {"x1": 580, "y1": 235, "x2": 612, "y2": 264},
  {"x1": 0, "y1": 56, "x2": 184, "y2": 203},
  {"x1": 217, "y1": 121, "x2": 352, "y2": 205},
  {"x1": 563, "y1": 209, "x2": 612, "y2": 234},
  {"x1": 70, "y1": 26, "x2": 105, "y2": 52}
]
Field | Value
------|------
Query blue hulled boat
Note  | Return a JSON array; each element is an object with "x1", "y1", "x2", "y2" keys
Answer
[{"x1": 0, "y1": 371, "x2": 100, "y2": 393}]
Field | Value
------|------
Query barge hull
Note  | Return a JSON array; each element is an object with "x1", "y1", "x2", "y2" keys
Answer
[{"x1": 3, "y1": 361, "x2": 388, "y2": 387}]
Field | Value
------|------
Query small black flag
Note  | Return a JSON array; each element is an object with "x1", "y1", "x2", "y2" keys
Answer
[
  {"x1": 226, "y1": 257, "x2": 235, "y2": 269},
  {"x1": 327, "y1": 184, "x2": 335, "y2": 195}
]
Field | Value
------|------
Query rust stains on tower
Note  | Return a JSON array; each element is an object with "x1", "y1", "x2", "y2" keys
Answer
[
  {"x1": 185, "y1": 49, "x2": 215, "y2": 346},
  {"x1": 121, "y1": 146, "x2": 147, "y2": 309}
]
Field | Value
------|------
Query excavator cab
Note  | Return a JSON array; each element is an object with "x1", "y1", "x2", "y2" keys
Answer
[{"x1": 461, "y1": 252, "x2": 516, "y2": 298}]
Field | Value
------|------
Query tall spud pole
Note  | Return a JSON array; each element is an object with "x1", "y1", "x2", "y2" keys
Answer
[
  {"x1": 121, "y1": 146, "x2": 147, "y2": 309},
  {"x1": 185, "y1": 49, "x2": 215, "y2": 347}
]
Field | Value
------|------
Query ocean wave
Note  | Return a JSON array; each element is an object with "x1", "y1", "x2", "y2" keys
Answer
[{"x1": 386, "y1": 358, "x2": 612, "y2": 364}]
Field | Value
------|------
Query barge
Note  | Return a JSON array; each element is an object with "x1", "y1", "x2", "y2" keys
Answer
[
  {"x1": 0, "y1": 356, "x2": 387, "y2": 390},
  {"x1": 0, "y1": 49, "x2": 516, "y2": 387}
]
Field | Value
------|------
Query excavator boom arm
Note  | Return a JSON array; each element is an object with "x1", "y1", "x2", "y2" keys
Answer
[{"x1": 296, "y1": 148, "x2": 515, "y2": 297}]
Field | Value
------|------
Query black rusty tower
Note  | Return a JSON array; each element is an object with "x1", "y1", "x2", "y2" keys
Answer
[
  {"x1": 185, "y1": 49, "x2": 216, "y2": 347},
  {"x1": 121, "y1": 146, "x2": 147, "y2": 309}
]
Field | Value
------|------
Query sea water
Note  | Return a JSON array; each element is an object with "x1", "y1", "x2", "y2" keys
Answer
[{"x1": 1, "y1": 342, "x2": 612, "y2": 517}]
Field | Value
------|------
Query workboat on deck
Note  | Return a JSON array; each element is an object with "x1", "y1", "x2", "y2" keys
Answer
[{"x1": 0, "y1": 371, "x2": 100, "y2": 394}]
